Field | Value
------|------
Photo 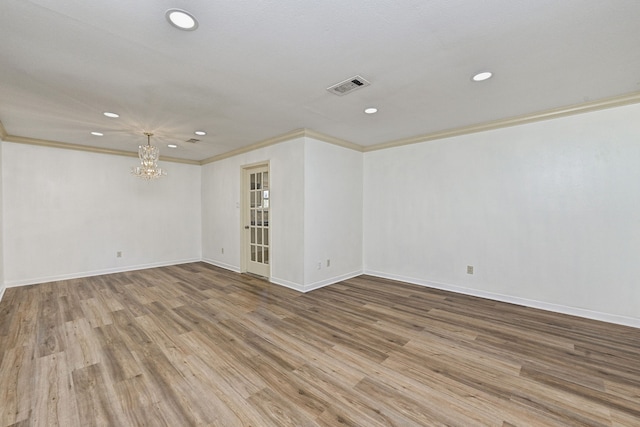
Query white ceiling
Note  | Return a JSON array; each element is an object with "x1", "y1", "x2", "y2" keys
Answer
[{"x1": 1, "y1": 0, "x2": 639, "y2": 162}]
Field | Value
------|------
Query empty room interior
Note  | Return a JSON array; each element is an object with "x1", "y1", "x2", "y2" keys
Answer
[{"x1": 1, "y1": 1, "x2": 639, "y2": 426}]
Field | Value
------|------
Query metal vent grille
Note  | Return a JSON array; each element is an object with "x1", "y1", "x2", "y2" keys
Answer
[
  {"x1": 327, "y1": 75, "x2": 371, "y2": 96},
  {"x1": 185, "y1": 138, "x2": 200, "y2": 143}
]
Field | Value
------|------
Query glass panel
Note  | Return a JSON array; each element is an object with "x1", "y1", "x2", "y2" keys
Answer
[{"x1": 246, "y1": 167, "x2": 271, "y2": 270}]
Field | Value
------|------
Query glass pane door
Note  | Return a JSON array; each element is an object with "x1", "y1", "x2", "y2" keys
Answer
[{"x1": 244, "y1": 165, "x2": 270, "y2": 277}]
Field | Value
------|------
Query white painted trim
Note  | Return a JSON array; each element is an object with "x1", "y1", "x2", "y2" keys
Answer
[
  {"x1": 201, "y1": 129, "x2": 307, "y2": 164},
  {"x1": 303, "y1": 270, "x2": 364, "y2": 293},
  {"x1": 5, "y1": 91, "x2": 640, "y2": 166},
  {"x1": 365, "y1": 270, "x2": 640, "y2": 329},
  {"x1": 0, "y1": 285, "x2": 6, "y2": 303},
  {"x1": 364, "y1": 90, "x2": 640, "y2": 152},
  {"x1": 303, "y1": 129, "x2": 364, "y2": 152},
  {"x1": 4, "y1": 258, "x2": 201, "y2": 288},
  {"x1": 0, "y1": 120, "x2": 7, "y2": 140},
  {"x1": 2, "y1": 132, "x2": 200, "y2": 165},
  {"x1": 201, "y1": 258, "x2": 241, "y2": 273},
  {"x1": 203, "y1": 260, "x2": 302, "y2": 292},
  {"x1": 269, "y1": 276, "x2": 305, "y2": 292}
]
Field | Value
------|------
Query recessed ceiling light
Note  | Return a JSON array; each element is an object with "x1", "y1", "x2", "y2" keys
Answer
[
  {"x1": 103, "y1": 112, "x2": 119, "y2": 118},
  {"x1": 167, "y1": 144, "x2": 178, "y2": 148},
  {"x1": 166, "y1": 9, "x2": 198, "y2": 31},
  {"x1": 194, "y1": 130, "x2": 206, "y2": 136},
  {"x1": 472, "y1": 71, "x2": 493, "y2": 82},
  {"x1": 90, "y1": 131, "x2": 104, "y2": 136},
  {"x1": 364, "y1": 107, "x2": 378, "y2": 114}
]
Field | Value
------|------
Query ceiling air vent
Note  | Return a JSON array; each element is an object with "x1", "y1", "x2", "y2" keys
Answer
[
  {"x1": 327, "y1": 75, "x2": 371, "y2": 96},
  {"x1": 185, "y1": 138, "x2": 200, "y2": 143}
]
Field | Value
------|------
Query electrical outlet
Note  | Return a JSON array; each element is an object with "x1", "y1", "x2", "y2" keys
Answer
[
  {"x1": 467, "y1": 265, "x2": 474, "y2": 274},
  {"x1": 326, "y1": 259, "x2": 331, "y2": 267},
  {"x1": 317, "y1": 261, "x2": 322, "y2": 270},
  {"x1": 117, "y1": 251, "x2": 122, "y2": 258}
]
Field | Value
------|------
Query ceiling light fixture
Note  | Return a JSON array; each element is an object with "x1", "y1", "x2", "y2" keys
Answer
[
  {"x1": 90, "y1": 131, "x2": 104, "y2": 136},
  {"x1": 194, "y1": 130, "x2": 206, "y2": 136},
  {"x1": 103, "y1": 112, "x2": 119, "y2": 118},
  {"x1": 472, "y1": 71, "x2": 493, "y2": 82},
  {"x1": 166, "y1": 9, "x2": 198, "y2": 31},
  {"x1": 131, "y1": 132, "x2": 167, "y2": 180},
  {"x1": 168, "y1": 144, "x2": 178, "y2": 148},
  {"x1": 364, "y1": 107, "x2": 378, "y2": 114}
]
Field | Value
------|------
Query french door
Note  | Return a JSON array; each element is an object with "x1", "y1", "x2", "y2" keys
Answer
[{"x1": 242, "y1": 164, "x2": 270, "y2": 278}]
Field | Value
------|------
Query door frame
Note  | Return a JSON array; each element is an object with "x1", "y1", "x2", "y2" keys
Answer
[{"x1": 240, "y1": 161, "x2": 271, "y2": 278}]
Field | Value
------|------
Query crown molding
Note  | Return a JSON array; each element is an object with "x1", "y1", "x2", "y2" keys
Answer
[
  {"x1": 159, "y1": 155, "x2": 201, "y2": 165},
  {"x1": 0, "y1": 121, "x2": 7, "y2": 140},
  {"x1": 1, "y1": 132, "x2": 200, "y2": 165},
  {"x1": 364, "y1": 91, "x2": 640, "y2": 152},
  {"x1": 5, "y1": 134, "x2": 140, "y2": 157},
  {"x1": 302, "y1": 129, "x2": 364, "y2": 152},
  {"x1": 3, "y1": 90, "x2": 640, "y2": 164},
  {"x1": 200, "y1": 129, "x2": 308, "y2": 164},
  {"x1": 201, "y1": 90, "x2": 640, "y2": 161},
  {"x1": 200, "y1": 128, "x2": 364, "y2": 165}
]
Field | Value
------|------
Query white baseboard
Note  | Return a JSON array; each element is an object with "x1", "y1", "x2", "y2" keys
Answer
[
  {"x1": 9, "y1": 260, "x2": 634, "y2": 329},
  {"x1": 267, "y1": 270, "x2": 364, "y2": 293},
  {"x1": 303, "y1": 270, "x2": 364, "y2": 292},
  {"x1": 0, "y1": 284, "x2": 5, "y2": 303},
  {"x1": 201, "y1": 258, "x2": 241, "y2": 273},
  {"x1": 4, "y1": 258, "x2": 202, "y2": 288},
  {"x1": 199, "y1": 261, "x2": 362, "y2": 294},
  {"x1": 269, "y1": 276, "x2": 305, "y2": 292},
  {"x1": 199, "y1": 260, "x2": 307, "y2": 292},
  {"x1": 365, "y1": 270, "x2": 640, "y2": 329}
]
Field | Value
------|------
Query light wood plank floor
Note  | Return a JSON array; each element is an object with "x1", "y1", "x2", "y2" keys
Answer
[{"x1": 1, "y1": 263, "x2": 639, "y2": 426}]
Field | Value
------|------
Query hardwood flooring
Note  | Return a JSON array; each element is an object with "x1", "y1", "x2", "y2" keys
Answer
[{"x1": 0, "y1": 262, "x2": 639, "y2": 426}]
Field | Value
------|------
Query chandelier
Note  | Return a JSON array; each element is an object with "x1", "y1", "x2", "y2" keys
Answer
[{"x1": 131, "y1": 132, "x2": 167, "y2": 179}]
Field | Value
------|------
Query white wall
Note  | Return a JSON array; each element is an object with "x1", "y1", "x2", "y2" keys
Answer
[
  {"x1": 202, "y1": 138, "x2": 305, "y2": 289},
  {"x1": 3, "y1": 103, "x2": 639, "y2": 328},
  {"x1": 3, "y1": 142, "x2": 202, "y2": 286},
  {"x1": 364, "y1": 103, "x2": 640, "y2": 327},
  {"x1": 303, "y1": 138, "x2": 363, "y2": 290},
  {"x1": 202, "y1": 137, "x2": 363, "y2": 292},
  {"x1": 0, "y1": 141, "x2": 4, "y2": 299}
]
